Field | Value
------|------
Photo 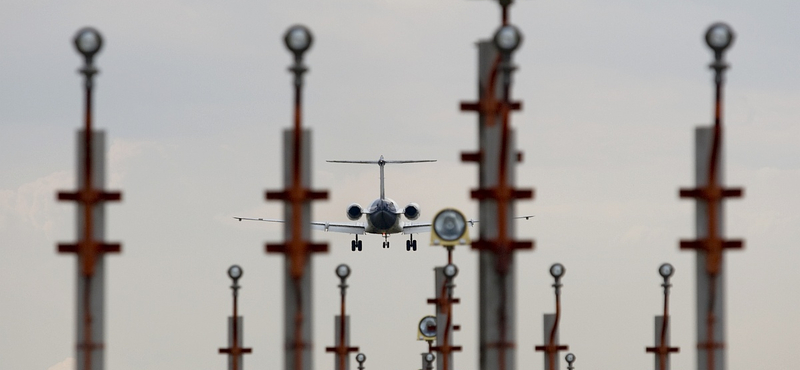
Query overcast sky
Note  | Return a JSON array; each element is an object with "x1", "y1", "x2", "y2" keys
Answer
[{"x1": 1, "y1": 0, "x2": 798, "y2": 369}]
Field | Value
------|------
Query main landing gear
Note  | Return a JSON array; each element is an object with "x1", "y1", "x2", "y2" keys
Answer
[
  {"x1": 350, "y1": 235, "x2": 362, "y2": 252},
  {"x1": 406, "y1": 235, "x2": 417, "y2": 251},
  {"x1": 382, "y1": 234, "x2": 390, "y2": 249}
]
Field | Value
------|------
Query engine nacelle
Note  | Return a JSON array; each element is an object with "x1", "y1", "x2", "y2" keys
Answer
[
  {"x1": 404, "y1": 203, "x2": 421, "y2": 220},
  {"x1": 346, "y1": 203, "x2": 363, "y2": 220}
]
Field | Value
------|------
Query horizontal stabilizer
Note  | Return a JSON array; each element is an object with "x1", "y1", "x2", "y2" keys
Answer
[
  {"x1": 326, "y1": 159, "x2": 436, "y2": 164},
  {"x1": 328, "y1": 155, "x2": 436, "y2": 200}
]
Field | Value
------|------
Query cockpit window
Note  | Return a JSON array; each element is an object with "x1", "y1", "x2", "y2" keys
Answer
[{"x1": 368, "y1": 199, "x2": 381, "y2": 212}]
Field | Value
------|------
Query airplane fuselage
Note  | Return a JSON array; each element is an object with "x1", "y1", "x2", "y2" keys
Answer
[{"x1": 365, "y1": 198, "x2": 403, "y2": 234}]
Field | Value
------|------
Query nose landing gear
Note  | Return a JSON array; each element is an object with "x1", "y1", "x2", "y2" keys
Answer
[
  {"x1": 405, "y1": 235, "x2": 417, "y2": 251},
  {"x1": 382, "y1": 234, "x2": 390, "y2": 249}
]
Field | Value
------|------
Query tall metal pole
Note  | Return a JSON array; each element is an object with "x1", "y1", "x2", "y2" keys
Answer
[
  {"x1": 460, "y1": 6, "x2": 533, "y2": 370},
  {"x1": 678, "y1": 23, "x2": 743, "y2": 370},
  {"x1": 57, "y1": 27, "x2": 122, "y2": 370},
  {"x1": 265, "y1": 25, "x2": 329, "y2": 370}
]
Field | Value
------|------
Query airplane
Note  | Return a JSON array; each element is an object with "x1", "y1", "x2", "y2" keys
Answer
[
  {"x1": 234, "y1": 155, "x2": 533, "y2": 252},
  {"x1": 235, "y1": 156, "x2": 434, "y2": 251}
]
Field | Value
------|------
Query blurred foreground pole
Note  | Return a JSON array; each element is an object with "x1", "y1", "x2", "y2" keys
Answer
[
  {"x1": 470, "y1": 38, "x2": 517, "y2": 370},
  {"x1": 460, "y1": 10, "x2": 533, "y2": 368},
  {"x1": 57, "y1": 27, "x2": 122, "y2": 370},
  {"x1": 265, "y1": 25, "x2": 329, "y2": 370},
  {"x1": 678, "y1": 23, "x2": 744, "y2": 370}
]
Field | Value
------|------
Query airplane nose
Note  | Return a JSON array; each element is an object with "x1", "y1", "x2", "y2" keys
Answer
[{"x1": 370, "y1": 209, "x2": 397, "y2": 231}]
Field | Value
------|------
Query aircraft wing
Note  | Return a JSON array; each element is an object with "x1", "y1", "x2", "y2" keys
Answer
[
  {"x1": 233, "y1": 217, "x2": 366, "y2": 235},
  {"x1": 311, "y1": 221, "x2": 366, "y2": 234},
  {"x1": 402, "y1": 222, "x2": 432, "y2": 234},
  {"x1": 401, "y1": 215, "x2": 532, "y2": 235},
  {"x1": 465, "y1": 215, "x2": 535, "y2": 227}
]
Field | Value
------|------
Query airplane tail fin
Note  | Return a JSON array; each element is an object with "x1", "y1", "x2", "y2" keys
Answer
[{"x1": 327, "y1": 155, "x2": 436, "y2": 199}]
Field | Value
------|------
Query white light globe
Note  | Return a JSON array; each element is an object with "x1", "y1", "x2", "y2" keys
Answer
[
  {"x1": 74, "y1": 27, "x2": 103, "y2": 57},
  {"x1": 228, "y1": 265, "x2": 243, "y2": 280},
  {"x1": 705, "y1": 23, "x2": 734, "y2": 51},
  {"x1": 336, "y1": 264, "x2": 351, "y2": 279},
  {"x1": 444, "y1": 264, "x2": 458, "y2": 278},
  {"x1": 285, "y1": 25, "x2": 313, "y2": 54},
  {"x1": 549, "y1": 263, "x2": 565, "y2": 278},
  {"x1": 659, "y1": 263, "x2": 674, "y2": 278},
  {"x1": 494, "y1": 25, "x2": 522, "y2": 52}
]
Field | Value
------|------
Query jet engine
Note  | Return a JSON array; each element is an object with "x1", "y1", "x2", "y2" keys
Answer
[
  {"x1": 346, "y1": 203, "x2": 363, "y2": 220},
  {"x1": 404, "y1": 203, "x2": 421, "y2": 220}
]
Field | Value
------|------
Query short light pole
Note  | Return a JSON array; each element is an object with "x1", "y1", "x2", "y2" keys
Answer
[
  {"x1": 565, "y1": 353, "x2": 576, "y2": 370},
  {"x1": 355, "y1": 353, "x2": 366, "y2": 370},
  {"x1": 535, "y1": 263, "x2": 569, "y2": 370},
  {"x1": 421, "y1": 352, "x2": 436, "y2": 370},
  {"x1": 219, "y1": 265, "x2": 252, "y2": 370},
  {"x1": 646, "y1": 263, "x2": 679, "y2": 370},
  {"x1": 430, "y1": 263, "x2": 462, "y2": 370},
  {"x1": 326, "y1": 264, "x2": 359, "y2": 370}
]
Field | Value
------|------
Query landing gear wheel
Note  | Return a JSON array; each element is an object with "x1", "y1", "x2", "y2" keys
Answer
[
  {"x1": 406, "y1": 240, "x2": 411, "y2": 251},
  {"x1": 357, "y1": 240, "x2": 362, "y2": 251},
  {"x1": 412, "y1": 240, "x2": 417, "y2": 251},
  {"x1": 351, "y1": 240, "x2": 356, "y2": 251}
]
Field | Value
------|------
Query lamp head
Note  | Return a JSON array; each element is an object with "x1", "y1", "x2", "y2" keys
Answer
[
  {"x1": 565, "y1": 353, "x2": 576, "y2": 363},
  {"x1": 705, "y1": 22, "x2": 734, "y2": 54},
  {"x1": 336, "y1": 264, "x2": 351, "y2": 279},
  {"x1": 228, "y1": 265, "x2": 243, "y2": 281},
  {"x1": 549, "y1": 263, "x2": 565, "y2": 279},
  {"x1": 284, "y1": 25, "x2": 313, "y2": 57},
  {"x1": 74, "y1": 27, "x2": 103, "y2": 63},
  {"x1": 356, "y1": 353, "x2": 366, "y2": 363},
  {"x1": 659, "y1": 263, "x2": 674, "y2": 279},
  {"x1": 431, "y1": 208, "x2": 470, "y2": 247},
  {"x1": 493, "y1": 24, "x2": 523, "y2": 54},
  {"x1": 425, "y1": 353, "x2": 435, "y2": 363},
  {"x1": 417, "y1": 315, "x2": 437, "y2": 341},
  {"x1": 443, "y1": 264, "x2": 459, "y2": 279}
]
